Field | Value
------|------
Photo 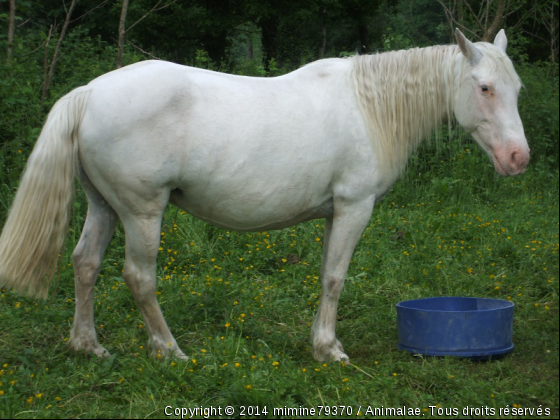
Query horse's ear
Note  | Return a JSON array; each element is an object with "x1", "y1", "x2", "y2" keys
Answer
[
  {"x1": 494, "y1": 29, "x2": 507, "y2": 52},
  {"x1": 455, "y1": 28, "x2": 482, "y2": 66}
]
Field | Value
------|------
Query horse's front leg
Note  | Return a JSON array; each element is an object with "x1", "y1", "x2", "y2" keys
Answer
[{"x1": 311, "y1": 197, "x2": 374, "y2": 363}]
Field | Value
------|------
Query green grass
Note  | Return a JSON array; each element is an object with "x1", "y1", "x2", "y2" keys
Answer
[{"x1": 0, "y1": 139, "x2": 558, "y2": 418}]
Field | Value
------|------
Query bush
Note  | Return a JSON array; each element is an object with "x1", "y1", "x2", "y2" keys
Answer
[{"x1": 517, "y1": 63, "x2": 559, "y2": 167}]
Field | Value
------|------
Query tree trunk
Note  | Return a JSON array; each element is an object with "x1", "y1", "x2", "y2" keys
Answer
[
  {"x1": 259, "y1": 15, "x2": 279, "y2": 72},
  {"x1": 317, "y1": 8, "x2": 327, "y2": 59},
  {"x1": 484, "y1": 0, "x2": 507, "y2": 41},
  {"x1": 41, "y1": 25, "x2": 54, "y2": 116},
  {"x1": 246, "y1": 38, "x2": 254, "y2": 60},
  {"x1": 202, "y1": 29, "x2": 228, "y2": 67},
  {"x1": 7, "y1": 0, "x2": 16, "y2": 63},
  {"x1": 547, "y1": 2, "x2": 559, "y2": 76},
  {"x1": 438, "y1": 0, "x2": 509, "y2": 42},
  {"x1": 457, "y1": 0, "x2": 464, "y2": 28},
  {"x1": 358, "y1": 21, "x2": 369, "y2": 54},
  {"x1": 41, "y1": 0, "x2": 80, "y2": 106},
  {"x1": 117, "y1": 0, "x2": 129, "y2": 68}
]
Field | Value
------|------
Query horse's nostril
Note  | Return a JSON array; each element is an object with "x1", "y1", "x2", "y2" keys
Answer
[
  {"x1": 511, "y1": 151, "x2": 518, "y2": 164},
  {"x1": 509, "y1": 147, "x2": 530, "y2": 173}
]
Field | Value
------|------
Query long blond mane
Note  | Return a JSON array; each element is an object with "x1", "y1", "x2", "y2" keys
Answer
[{"x1": 351, "y1": 45, "x2": 461, "y2": 176}]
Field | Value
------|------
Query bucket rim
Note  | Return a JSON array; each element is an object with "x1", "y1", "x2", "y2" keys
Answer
[{"x1": 396, "y1": 296, "x2": 515, "y2": 313}]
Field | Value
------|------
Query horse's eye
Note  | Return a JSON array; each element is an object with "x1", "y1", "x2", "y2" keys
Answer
[{"x1": 481, "y1": 85, "x2": 489, "y2": 92}]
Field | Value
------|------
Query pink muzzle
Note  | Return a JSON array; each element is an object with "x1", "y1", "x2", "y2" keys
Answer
[{"x1": 492, "y1": 143, "x2": 530, "y2": 176}]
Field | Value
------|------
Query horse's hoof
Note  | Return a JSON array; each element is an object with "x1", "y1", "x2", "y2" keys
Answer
[
  {"x1": 333, "y1": 351, "x2": 351, "y2": 364},
  {"x1": 68, "y1": 339, "x2": 110, "y2": 358}
]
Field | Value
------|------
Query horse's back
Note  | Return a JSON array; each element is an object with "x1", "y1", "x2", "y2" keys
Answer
[
  {"x1": 81, "y1": 58, "x2": 356, "y2": 133},
  {"x1": 76, "y1": 59, "x2": 375, "y2": 230}
]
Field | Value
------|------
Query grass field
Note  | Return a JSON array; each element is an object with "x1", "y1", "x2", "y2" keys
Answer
[{"x1": 0, "y1": 137, "x2": 558, "y2": 418}]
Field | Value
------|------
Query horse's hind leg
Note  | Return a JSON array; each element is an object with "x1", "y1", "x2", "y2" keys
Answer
[
  {"x1": 120, "y1": 203, "x2": 188, "y2": 360},
  {"x1": 69, "y1": 174, "x2": 118, "y2": 357}
]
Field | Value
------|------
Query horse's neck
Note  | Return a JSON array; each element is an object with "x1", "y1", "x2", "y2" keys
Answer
[{"x1": 351, "y1": 45, "x2": 459, "y2": 175}]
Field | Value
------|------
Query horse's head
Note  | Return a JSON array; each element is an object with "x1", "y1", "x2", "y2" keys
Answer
[{"x1": 453, "y1": 29, "x2": 530, "y2": 176}]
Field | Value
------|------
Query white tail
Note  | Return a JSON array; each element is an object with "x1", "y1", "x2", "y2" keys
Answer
[{"x1": 0, "y1": 88, "x2": 90, "y2": 299}]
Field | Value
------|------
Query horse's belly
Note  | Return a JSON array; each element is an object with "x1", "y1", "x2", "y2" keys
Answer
[{"x1": 169, "y1": 187, "x2": 334, "y2": 231}]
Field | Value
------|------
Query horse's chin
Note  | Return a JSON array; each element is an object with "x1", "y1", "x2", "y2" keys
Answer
[
  {"x1": 472, "y1": 131, "x2": 530, "y2": 177},
  {"x1": 492, "y1": 156, "x2": 510, "y2": 176}
]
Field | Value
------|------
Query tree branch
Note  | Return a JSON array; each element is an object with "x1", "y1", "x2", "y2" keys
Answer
[
  {"x1": 486, "y1": 0, "x2": 507, "y2": 41},
  {"x1": 117, "y1": 0, "x2": 129, "y2": 68},
  {"x1": 461, "y1": 0, "x2": 486, "y2": 38},
  {"x1": 437, "y1": 0, "x2": 480, "y2": 40},
  {"x1": 71, "y1": 0, "x2": 110, "y2": 24},
  {"x1": 125, "y1": 38, "x2": 162, "y2": 60},
  {"x1": 126, "y1": 0, "x2": 179, "y2": 34},
  {"x1": 41, "y1": 0, "x2": 80, "y2": 106}
]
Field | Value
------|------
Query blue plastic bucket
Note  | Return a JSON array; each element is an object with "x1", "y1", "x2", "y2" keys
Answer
[{"x1": 396, "y1": 297, "x2": 514, "y2": 359}]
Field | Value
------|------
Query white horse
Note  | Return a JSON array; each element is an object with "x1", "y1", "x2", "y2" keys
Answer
[{"x1": 0, "y1": 29, "x2": 529, "y2": 362}]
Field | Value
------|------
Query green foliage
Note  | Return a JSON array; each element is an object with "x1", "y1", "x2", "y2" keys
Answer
[
  {"x1": 377, "y1": 0, "x2": 449, "y2": 48},
  {"x1": 191, "y1": 48, "x2": 216, "y2": 71},
  {"x1": 0, "y1": 148, "x2": 558, "y2": 417},
  {"x1": 234, "y1": 59, "x2": 268, "y2": 77},
  {"x1": 381, "y1": 27, "x2": 413, "y2": 51},
  {"x1": 517, "y1": 63, "x2": 560, "y2": 167}
]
